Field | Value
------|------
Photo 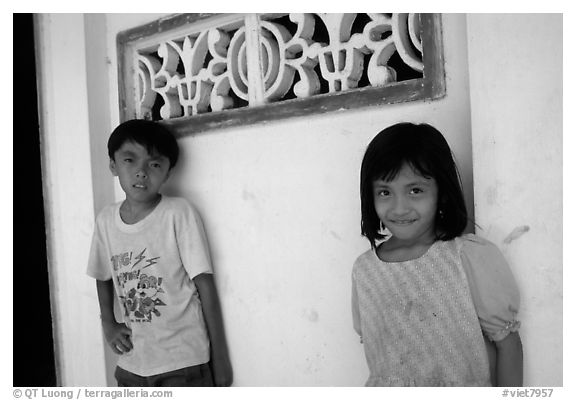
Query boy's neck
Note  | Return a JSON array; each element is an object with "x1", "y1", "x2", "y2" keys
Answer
[{"x1": 120, "y1": 194, "x2": 162, "y2": 225}]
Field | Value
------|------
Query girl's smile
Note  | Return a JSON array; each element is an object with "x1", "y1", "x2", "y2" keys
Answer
[{"x1": 389, "y1": 218, "x2": 417, "y2": 225}]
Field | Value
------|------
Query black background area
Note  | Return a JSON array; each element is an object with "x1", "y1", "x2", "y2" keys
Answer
[{"x1": 13, "y1": 13, "x2": 58, "y2": 387}]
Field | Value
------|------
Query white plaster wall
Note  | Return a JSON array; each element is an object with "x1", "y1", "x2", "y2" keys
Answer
[
  {"x1": 40, "y1": 13, "x2": 483, "y2": 386},
  {"x1": 35, "y1": 14, "x2": 108, "y2": 386},
  {"x1": 100, "y1": 13, "x2": 476, "y2": 386},
  {"x1": 466, "y1": 14, "x2": 562, "y2": 386}
]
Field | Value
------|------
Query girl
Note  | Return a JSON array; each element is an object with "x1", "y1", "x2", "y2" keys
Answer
[{"x1": 351, "y1": 123, "x2": 523, "y2": 386}]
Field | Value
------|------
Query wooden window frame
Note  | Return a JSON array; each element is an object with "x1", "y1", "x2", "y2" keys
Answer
[{"x1": 117, "y1": 13, "x2": 445, "y2": 137}]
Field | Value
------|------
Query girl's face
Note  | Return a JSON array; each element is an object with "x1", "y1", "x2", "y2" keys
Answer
[{"x1": 372, "y1": 163, "x2": 439, "y2": 244}]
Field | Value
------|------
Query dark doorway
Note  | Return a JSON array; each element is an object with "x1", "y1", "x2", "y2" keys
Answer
[{"x1": 13, "y1": 13, "x2": 58, "y2": 386}]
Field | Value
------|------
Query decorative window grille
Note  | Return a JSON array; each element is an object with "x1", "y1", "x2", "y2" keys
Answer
[{"x1": 117, "y1": 13, "x2": 444, "y2": 136}]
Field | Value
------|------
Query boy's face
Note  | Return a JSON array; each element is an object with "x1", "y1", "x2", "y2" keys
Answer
[{"x1": 110, "y1": 141, "x2": 171, "y2": 205}]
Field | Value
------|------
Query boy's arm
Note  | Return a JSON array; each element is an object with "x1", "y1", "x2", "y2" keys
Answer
[
  {"x1": 193, "y1": 273, "x2": 233, "y2": 387},
  {"x1": 494, "y1": 331, "x2": 523, "y2": 386},
  {"x1": 96, "y1": 279, "x2": 133, "y2": 355}
]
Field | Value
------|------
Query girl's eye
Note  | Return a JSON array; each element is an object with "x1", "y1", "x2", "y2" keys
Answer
[
  {"x1": 377, "y1": 190, "x2": 391, "y2": 197},
  {"x1": 151, "y1": 163, "x2": 161, "y2": 169},
  {"x1": 410, "y1": 188, "x2": 424, "y2": 195}
]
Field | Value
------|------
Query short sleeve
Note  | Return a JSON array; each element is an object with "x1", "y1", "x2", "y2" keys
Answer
[
  {"x1": 351, "y1": 269, "x2": 362, "y2": 339},
  {"x1": 86, "y1": 213, "x2": 112, "y2": 281},
  {"x1": 459, "y1": 234, "x2": 521, "y2": 342},
  {"x1": 174, "y1": 200, "x2": 213, "y2": 279}
]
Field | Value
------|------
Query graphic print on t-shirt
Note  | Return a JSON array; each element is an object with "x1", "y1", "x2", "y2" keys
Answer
[{"x1": 111, "y1": 248, "x2": 166, "y2": 323}]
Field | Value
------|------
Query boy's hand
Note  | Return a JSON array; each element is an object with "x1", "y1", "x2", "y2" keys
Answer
[
  {"x1": 211, "y1": 355, "x2": 233, "y2": 387},
  {"x1": 194, "y1": 273, "x2": 233, "y2": 386},
  {"x1": 102, "y1": 319, "x2": 133, "y2": 355}
]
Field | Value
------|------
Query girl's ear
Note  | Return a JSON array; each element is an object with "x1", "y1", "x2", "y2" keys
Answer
[
  {"x1": 437, "y1": 194, "x2": 449, "y2": 220},
  {"x1": 109, "y1": 158, "x2": 118, "y2": 176},
  {"x1": 438, "y1": 193, "x2": 448, "y2": 207}
]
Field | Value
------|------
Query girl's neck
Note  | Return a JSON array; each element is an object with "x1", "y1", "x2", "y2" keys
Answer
[
  {"x1": 120, "y1": 194, "x2": 162, "y2": 225},
  {"x1": 376, "y1": 235, "x2": 437, "y2": 263}
]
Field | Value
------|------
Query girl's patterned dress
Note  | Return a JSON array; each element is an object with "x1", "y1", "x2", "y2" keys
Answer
[{"x1": 352, "y1": 234, "x2": 520, "y2": 386}]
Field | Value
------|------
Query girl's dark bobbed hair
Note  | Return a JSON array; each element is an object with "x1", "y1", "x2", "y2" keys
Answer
[
  {"x1": 360, "y1": 122, "x2": 468, "y2": 248},
  {"x1": 107, "y1": 119, "x2": 179, "y2": 169}
]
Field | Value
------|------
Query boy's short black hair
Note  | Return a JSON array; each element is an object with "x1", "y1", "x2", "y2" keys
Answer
[
  {"x1": 108, "y1": 119, "x2": 179, "y2": 169},
  {"x1": 360, "y1": 122, "x2": 469, "y2": 248}
]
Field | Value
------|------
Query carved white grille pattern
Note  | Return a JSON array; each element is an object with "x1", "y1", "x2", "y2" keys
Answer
[{"x1": 133, "y1": 13, "x2": 425, "y2": 121}]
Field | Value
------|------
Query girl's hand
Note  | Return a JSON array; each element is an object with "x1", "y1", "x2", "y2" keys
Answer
[
  {"x1": 102, "y1": 319, "x2": 133, "y2": 355},
  {"x1": 211, "y1": 356, "x2": 233, "y2": 387}
]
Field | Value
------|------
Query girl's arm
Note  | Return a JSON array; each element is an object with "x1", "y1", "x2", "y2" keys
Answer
[
  {"x1": 484, "y1": 335, "x2": 497, "y2": 386},
  {"x1": 194, "y1": 273, "x2": 233, "y2": 387},
  {"x1": 494, "y1": 331, "x2": 523, "y2": 386},
  {"x1": 96, "y1": 279, "x2": 133, "y2": 354}
]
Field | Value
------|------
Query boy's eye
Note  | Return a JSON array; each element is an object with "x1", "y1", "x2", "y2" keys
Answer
[{"x1": 123, "y1": 158, "x2": 133, "y2": 163}]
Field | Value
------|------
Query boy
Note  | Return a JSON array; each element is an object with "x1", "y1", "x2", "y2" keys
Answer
[{"x1": 87, "y1": 119, "x2": 232, "y2": 386}]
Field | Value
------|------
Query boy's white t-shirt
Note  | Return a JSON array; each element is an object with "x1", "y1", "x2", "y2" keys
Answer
[{"x1": 87, "y1": 196, "x2": 213, "y2": 376}]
